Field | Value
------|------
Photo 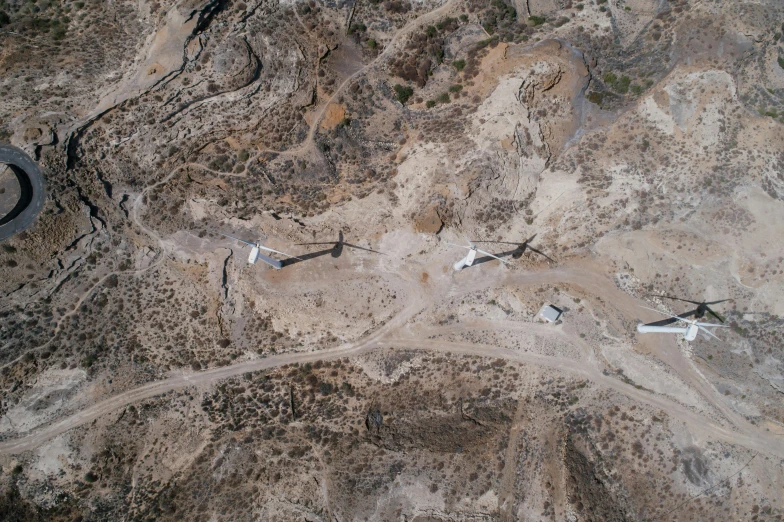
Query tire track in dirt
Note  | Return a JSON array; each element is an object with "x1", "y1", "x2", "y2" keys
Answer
[
  {"x1": 2, "y1": 262, "x2": 781, "y2": 460},
  {"x1": 498, "y1": 398, "x2": 527, "y2": 520},
  {"x1": 381, "y1": 336, "x2": 784, "y2": 458}
]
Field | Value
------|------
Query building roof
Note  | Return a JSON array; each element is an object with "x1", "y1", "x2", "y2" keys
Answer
[{"x1": 538, "y1": 304, "x2": 563, "y2": 323}]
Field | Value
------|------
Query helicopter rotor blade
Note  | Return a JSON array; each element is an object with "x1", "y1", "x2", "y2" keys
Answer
[
  {"x1": 639, "y1": 305, "x2": 686, "y2": 322},
  {"x1": 698, "y1": 325, "x2": 723, "y2": 342},
  {"x1": 221, "y1": 233, "x2": 256, "y2": 247},
  {"x1": 447, "y1": 242, "x2": 473, "y2": 251},
  {"x1": 257, "y1": 245, "x2": 303, "y2": 261},
  {"x1": 476, "y1": 248, "x2": 509, "y2": 264},
  {"x1": 470, "y1": 240, "x2": 522, "y2": 246},
  {"x1": 470, "y1": 234, "x2": 539, "y2": 248}
]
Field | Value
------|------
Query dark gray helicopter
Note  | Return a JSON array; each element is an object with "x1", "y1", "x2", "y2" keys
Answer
[{"x1": 644, "y1": 295, "x2": 731, "y2": 327}]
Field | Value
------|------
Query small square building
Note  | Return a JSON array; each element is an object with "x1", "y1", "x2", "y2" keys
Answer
[{"x1": 538, "y1": 304, "x2": 563, "y2": 323}]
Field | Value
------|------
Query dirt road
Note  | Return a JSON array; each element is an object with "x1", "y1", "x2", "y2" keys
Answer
[
  {"x1": 1, "y1": 319, "x2": 780, "y2": 457},
  {"x1": 1, "y1": 261, "x2": 782, "y2": 459},
  {"x1": 305, "y1": 0, "x2": 457, "y2": 144},
  {"x1": 382, "y1": 337, "x2": 784, "y2": 458},
  {"x1": 247, "y1": 0, "x2": 458, "y2": 159}
]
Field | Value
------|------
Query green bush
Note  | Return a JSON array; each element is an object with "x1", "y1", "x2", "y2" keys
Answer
[
  {"x1": 81, "y1": 354, "x2": 98, "y2": 368},
  {"x1": 587, "y1": 92, "x2": 603, "y2": 105},
  {"x1": 238, "y1": 149, "x2": 250, "y2": 162},
  {"x1": 52, "y1": 24, "x2": 67, "y2": 39},
  {"x1": 31, "y1": 17, "x2": 51, "y2": 32},
  {"x1": 367, "y1": 39, "x2": 377, "y2": 49},
  {"x1": 453, "y1": 59, "x2": 466, "y2": 71},
  {"x1": 615, "y1": 75, "x2": 631, "y2": 94},
  {"x1": 348, "y1": 22, "x2": 366, "y2": 34},
  {"x1": 631, "y1": 84, "x2": 642, "y2": 95},
  {"x1": 84, "y1": 471, "x2": 99, "y2": 483},
  {"x1": 602, "y1": 72, "x2": 617, "y2": 84},
  {"x1": 778, "y1": 56, "x2": 784, "y2": 70},
  {"x1": 426, "y1": 100, "x2": 436, "y2": 108},
  {"x1": 438, "y1": 92, "x2": 450, "y2": 103},
  {"x1": 528, "y1": 15, "x2": 545, "y2": 26},
  {"x1": 393, "y1": 84, "x2": 414, "y2": 104},
  {"x1": 436, "y1": 17, "x2": 459, "y2": 31},
  {"x1": 448, "y1": 84, "x2": 463, "y2": 93}
]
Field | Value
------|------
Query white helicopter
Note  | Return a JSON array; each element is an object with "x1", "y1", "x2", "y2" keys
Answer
[
  {"x1": 222, "y1": 233, "x2": 302, "y2": 269},
  {"x1": 636, "y1": 305, "x2": 729, "y2": 342},
  {"x1": 448, "y1": 239, "x2": 510, "y2": 271}
]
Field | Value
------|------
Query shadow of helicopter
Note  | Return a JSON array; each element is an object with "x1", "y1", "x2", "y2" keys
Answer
[
  {"x1": 643, "y1": 295, "x2": 731, "y2": 327},
  {"x1": 471, "y1": 233, "x2": 555, "y2": 266},
  {"x1": 283, "y1": 231, "x2": 384, "y2": 267},
  {"x1": 280, "y1": 247, "x2": 336, "y2": 267}
]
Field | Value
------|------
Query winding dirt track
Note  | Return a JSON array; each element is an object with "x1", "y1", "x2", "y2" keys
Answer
[
  {"x1": 256, "y1": 0, "x2": 459, "y2": 158},
  {"x1": 1, "y1": 260, "x2": 783, "y2": 458},
  {"x1": 305, "y1": 0, "x2": 457, "y2": 141},
  {"x1": 0, "y1": 281, "x2": 418, "y2": 454},
  {"x1": 3, "y1": 0, "x2": 780, "y2": 461}
]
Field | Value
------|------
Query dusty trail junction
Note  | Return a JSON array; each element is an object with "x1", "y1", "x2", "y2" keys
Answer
[{"x1": 1, "y1": 0, "x2": 784, "y2": 520}]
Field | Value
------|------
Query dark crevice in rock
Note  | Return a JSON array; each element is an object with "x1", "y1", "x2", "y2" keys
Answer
[
  {"x1": 49, "y1": 265, "x2": 82, "y2": 297},
  {"x1": 75, "y1": 187, "x2": 106, "y2": 230},
  {"x1": 160, "y1": 38, "x2": 262, "y2": 123},
  {"x1": 221, "y1": 249, "x2": 232, "y2": 300},
  {"x1": 119, "y1": 194, "x2": 129, "y2": 218},
  {"x1": 239, "y1": 0, "x2": 265, "y2": 23},
  {"x1": 96, "y1": 169, "x2": 112, "y2": 199},
  {"x1": 565, "y1": 434, "x2": 632, "y2": 522},
  {"x1": 65, "y1": 106, "x2": 114, "y2": 171},
  {"x1": 65, "y1": 231, "x2": 91, "y2": 251},
  {"x1": 190, "y1": 0, "x2": 225, "y2": 33},
  {"x1": 65, "y1": 0, "x2": 226, "y2": 171}
]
